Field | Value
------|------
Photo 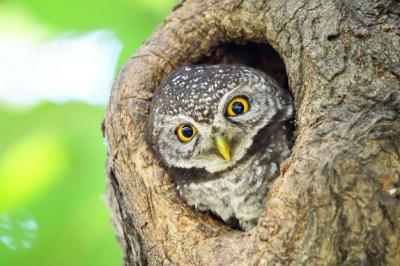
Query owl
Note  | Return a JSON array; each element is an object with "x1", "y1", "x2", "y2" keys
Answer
[{"x1": 147, "y1": 64, "x2": 293, "y2": 230}]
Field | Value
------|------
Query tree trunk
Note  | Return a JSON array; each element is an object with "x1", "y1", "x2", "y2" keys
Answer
[{"x1": 103, "y1": 0, "x2": 400, "y2": 265}]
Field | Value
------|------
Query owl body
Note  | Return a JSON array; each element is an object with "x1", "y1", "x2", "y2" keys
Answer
[
  {"x1": 177, "y1": 134, "x2": 290, "y2": 229},
  {"x1": 147, "y1": 64, "x2": 293, "y2": 230}
]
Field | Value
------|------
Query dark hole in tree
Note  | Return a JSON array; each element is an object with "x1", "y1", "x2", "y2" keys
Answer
[{"x1": 197, "y1": 42, "x2": 289, "y2": 92}]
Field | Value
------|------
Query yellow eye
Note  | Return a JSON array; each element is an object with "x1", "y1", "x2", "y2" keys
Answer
[
  {"x1": 176, "y1": 124, "x2": 197, "y2": 142},
  {"x1": 226, "y1": 97, "x2": 249, "y2": 116}
]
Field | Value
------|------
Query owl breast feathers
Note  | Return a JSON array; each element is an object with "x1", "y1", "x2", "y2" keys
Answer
[{"x1": 147, "y1": 64, "x2": 293, "y2": 230}]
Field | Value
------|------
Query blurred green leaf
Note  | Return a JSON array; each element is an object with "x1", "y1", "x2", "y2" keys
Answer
[
  {"x1": 0, "y1": 133, "x2": 68, "y2": 212},
  {"x1": 6, "y1": 0, "x2": 179, "y2": 68},
  {"x1": 0, "y1": 102, "x2": 122, "y2": 265}
]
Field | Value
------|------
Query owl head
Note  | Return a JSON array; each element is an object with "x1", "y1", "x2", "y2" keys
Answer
[{"x1": 147, "y1": 64, "x2": 292, "y2": 174}]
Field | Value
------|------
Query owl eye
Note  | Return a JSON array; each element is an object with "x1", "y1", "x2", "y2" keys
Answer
[
  {"x1": 176, "y1": 124, "x2": 197, "y2": 142},
  {"x1": 226, "y1": 96, "x2": 249, "y2": 116}
]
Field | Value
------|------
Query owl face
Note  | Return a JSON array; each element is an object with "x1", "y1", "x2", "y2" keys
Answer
[{"x1": 147, "y1": 65, "x2": 291, "y2": 173}]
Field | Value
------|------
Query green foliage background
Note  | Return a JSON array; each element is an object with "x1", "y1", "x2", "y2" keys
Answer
[{"x1": 0, "y1": 0, "x2": 178, "y2": 265}]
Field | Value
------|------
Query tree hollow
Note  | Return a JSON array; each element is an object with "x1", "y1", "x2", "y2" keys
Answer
[{"x1": 104, "y1": 0, "x2": 400, "y2": 265}]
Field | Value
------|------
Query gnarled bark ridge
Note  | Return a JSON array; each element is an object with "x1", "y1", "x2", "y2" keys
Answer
[{"x1": 104, "y1": 0, "x2": 400, "y2": 265}]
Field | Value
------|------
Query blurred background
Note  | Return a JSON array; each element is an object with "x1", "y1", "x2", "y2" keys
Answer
[{"x1": 0, "y1": 0, "x2": 179, "y2": 265}]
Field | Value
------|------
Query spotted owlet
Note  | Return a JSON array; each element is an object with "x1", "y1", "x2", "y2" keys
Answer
[{"x1": 147, "y1": 64, "x2": 293, "y2": 230}]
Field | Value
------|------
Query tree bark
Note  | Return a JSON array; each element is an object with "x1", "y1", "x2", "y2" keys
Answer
[{"x1": 103, "y1": 0, "x2": 400, "y2": 265}]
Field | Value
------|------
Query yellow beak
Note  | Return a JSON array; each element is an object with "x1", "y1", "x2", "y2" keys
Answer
[{"x1": 214, "y1": 136, "x2": 231, "y2": 161}]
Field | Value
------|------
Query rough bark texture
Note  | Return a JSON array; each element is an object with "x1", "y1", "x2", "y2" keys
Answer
[{"x1": 103, "y1": 0, "x2": 400, "y2": 265}]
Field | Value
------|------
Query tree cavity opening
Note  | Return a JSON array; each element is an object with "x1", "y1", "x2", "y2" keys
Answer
[{"x1": 197, "y1": 42, "x2": 289, "y2": 92}]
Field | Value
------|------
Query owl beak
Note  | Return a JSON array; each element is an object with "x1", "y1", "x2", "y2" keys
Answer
[{"x1": 214, "y1": 136, "x2": 231, "y2": 161}]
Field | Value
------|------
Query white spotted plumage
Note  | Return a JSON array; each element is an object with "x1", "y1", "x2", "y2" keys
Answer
[{"x1": 147, "y1": 64, "x2": 293, "y2": 230}]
